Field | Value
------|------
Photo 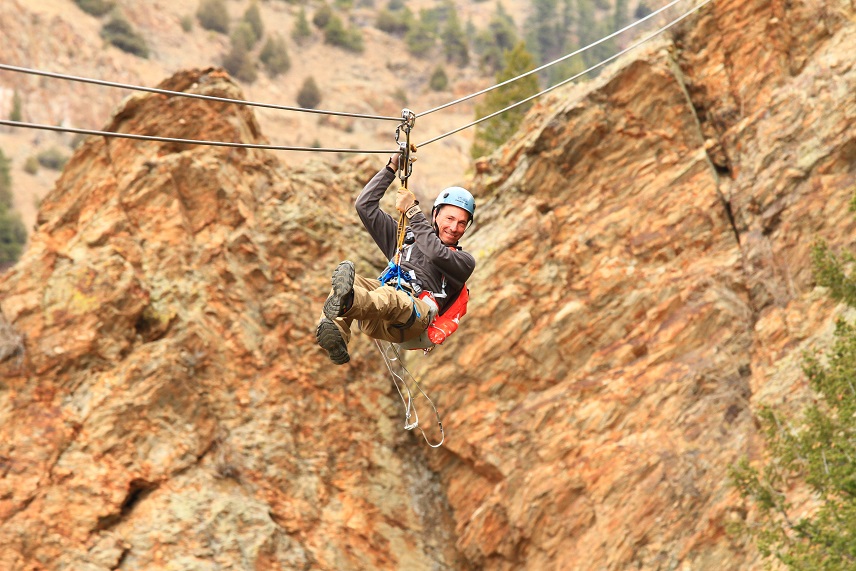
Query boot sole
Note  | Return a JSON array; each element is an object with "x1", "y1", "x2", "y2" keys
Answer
[
  {"x1": 323, "y1": 261, "x2": 355, "y2": 320},
  {"x1": 315, "y1": 318, "x2": 350, "y2": 365}
]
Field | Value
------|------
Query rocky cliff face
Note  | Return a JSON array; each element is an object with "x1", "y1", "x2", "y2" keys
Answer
[
  {"x1": 1, "y1": 0, "x2": 855, "y2": 570},
  {"x1": 0, "y1": 69, "x2": 462, "y2": 570}
]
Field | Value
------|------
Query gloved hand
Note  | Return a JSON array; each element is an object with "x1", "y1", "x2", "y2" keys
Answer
[
  {"x1": 387, "y1": 153, "x2": 400, "y2": 171},
  {"x1": 396, "y1": 187, "x2": 418, "y2": 214}
]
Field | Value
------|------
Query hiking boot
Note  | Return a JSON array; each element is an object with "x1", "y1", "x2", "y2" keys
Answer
[
  {"x1": 315, "y1": 318, "x2": 350, "y2": 365},
  {"x1": 323, "y1": 260, "x2": 355, "y2": 320}
]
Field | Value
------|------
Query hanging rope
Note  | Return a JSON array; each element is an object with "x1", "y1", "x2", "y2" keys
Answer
[{"x1": 375, "y1": 340, "x2": 445, "y2": 448}]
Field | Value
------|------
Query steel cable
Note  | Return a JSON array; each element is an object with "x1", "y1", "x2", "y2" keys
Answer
[
  {"x1": 0, "y1": 62, "x2": 401, "y2": 122},
  {"x1": 0, "y1": 119, "x2": 398, "y2": 154},
  {"x1": 418, "y1": 0, "x2": 714, "y2": 148},
  {"x1": 417, "y1": 0, "x2": 688, "y2": 119}
]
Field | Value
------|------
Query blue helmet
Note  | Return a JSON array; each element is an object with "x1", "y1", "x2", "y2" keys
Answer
[{"x1": 433, "y1": 186, "x2": 475, "y2": 223}]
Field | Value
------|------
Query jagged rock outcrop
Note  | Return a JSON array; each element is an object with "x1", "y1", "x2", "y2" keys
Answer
[
  {"x1": 0, "y1": 69, "x2": 461, "y2": 570},
  {"x1": 413, "y1": 0, "x2": 856, "y2": 569},
  {"x1": 1, "y1": 0, "x2": 855, "y2": 569}
]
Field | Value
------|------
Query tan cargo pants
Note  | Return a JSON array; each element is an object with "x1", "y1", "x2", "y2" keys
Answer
[{"x1": 328, "y1": 275, "x2": 433, "y2": 345}]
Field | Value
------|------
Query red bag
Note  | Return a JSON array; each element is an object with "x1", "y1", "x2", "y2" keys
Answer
[{"x1": 426, "y1": 286, "x2": 468, "y2": 345}]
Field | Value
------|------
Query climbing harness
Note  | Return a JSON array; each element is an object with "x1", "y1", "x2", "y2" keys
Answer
[{"x1": 374, "y1": 339, "x2": 445, "y2": 448}]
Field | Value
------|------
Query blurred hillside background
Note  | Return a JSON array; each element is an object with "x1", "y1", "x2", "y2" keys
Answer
[{"x1": 1, "y1": 0, "x2": 667, "y2": 267}]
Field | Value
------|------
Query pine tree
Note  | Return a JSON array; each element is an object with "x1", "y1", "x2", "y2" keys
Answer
[
  {"x1": 297, "y1": 77, "x2": 322, "y2": 109},
  {"x1": 313, "y1": 3, "x2": 333, "y2": 29},
  {"x1": 292, "y1": 8, "x2": 312, "y2": 44},
  {"x1": 576, "y1": 0, "x2": 613, "y2": 71},
  {"x1": 523, "y1": 0, "x2": 564, "y2": 66},
  {"x1": 223, "y1": 22, "x2": 258, "y2": 82},
  {"x1": 10, "y1": 91, "x2": 22, "y2": 122},
  {"x1": 243, "y1": 2, "x2": 263, "y2": 46},
  {"x1": 376, "y1": 6, "x2": 412, "y2": 36},
  {"x1": 197, "y1": 0, "x2": 230, "y2": 34},
  {"x1": 442, "y1": 5, "x2": 469, "y2": 66},
  {"x1": 471, "y1": 41, "x2": 539, "y2": 159},
  {"x1": 429, "y1": 65, "x2": 449, "y2": 91},
  {"x1": 260, "y1": 34, "x2": 290, "y2": 77},
  {"x1": 730, "y1": 219, "x2": 856, "y2": 569},
  {"x1": 614, "y1": 0, "x2": 629, "y2": 31},
  {"x1": 474, "y1": 1, "x2": 518, "y2": 73},
  {"x1": 405, "y1": 11, "x2": 437, "y2": 57},
  {"x1": 101, "y1": 13, "x2": 150, "y2": 58},
  {"x1": 323, "y1": 14, "x2": 364, "y2": 53},
  {"x1": 73, "y1": 0, "x2": 115, "y2": 17},
  {"x1": 0, "y1": 149, "x2": 27, "y2": 265},
  {"x1": 0, "y1": 149, "x2": 12, "y2": 210}
]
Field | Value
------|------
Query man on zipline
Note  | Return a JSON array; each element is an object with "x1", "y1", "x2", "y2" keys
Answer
[{"x1": 315, "y1": 153, "x2": 476, "y2": 365}]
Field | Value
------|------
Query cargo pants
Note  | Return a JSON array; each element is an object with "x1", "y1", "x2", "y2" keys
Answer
[{"x1": 328, "y1": 274, "x2": 434, "y2": 345}]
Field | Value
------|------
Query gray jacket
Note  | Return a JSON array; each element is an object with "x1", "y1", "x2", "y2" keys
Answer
[{"x1": 356, "y1": 167, "x2": 476, "y2": 313}]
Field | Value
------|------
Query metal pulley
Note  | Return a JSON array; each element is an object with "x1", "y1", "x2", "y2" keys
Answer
[{"x1": 394, "y1": 108, "x2": 417, "y2": 184}]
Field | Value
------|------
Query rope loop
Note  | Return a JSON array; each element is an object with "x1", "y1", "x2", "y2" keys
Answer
[{"x1": 375, "y1": 340, "x2": 445, "y2": 448}]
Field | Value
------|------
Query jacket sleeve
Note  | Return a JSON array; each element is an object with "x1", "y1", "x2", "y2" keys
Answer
[
  {"x1": 408, "y1": 211, "x2": 476, "y2": 285},
  {"x1": 355, "y1": 167, "x2": 400, "y2": 260}
]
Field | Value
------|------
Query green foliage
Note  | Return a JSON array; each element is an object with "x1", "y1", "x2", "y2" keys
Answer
[
  {"x1": 73, "y1": 0, "x2": 115, "y2": 17},
  {"x1": 614, "y1": 0, "x2": 630, "y2": 30},
  {"x1": 231, "y1": 20, "x2": 257, "y2": 50},
  {"x1": 429, "y1": 65, "x2": 449, "y2": 91},
  {"x1": 392, "y1": 86, "x2": 408, "y2": 106},
  {"x1": 812, "y1": 240, "x2": 856, "y2": 307},
  {"x1": 23, "y1": 156, "x2": 39, "y2": 175},
  {"x1": 441, "y1": 5, "x2": 469, "y2": 66},
  {"x1": 577, "y1": 0, "x2": 614, "y2": 71},
  {"x1": 471, "y1": 41, "x2": 539, "y2": 159},
  {"x1": 731, "y1": 217, "x2": 856, "y2": 569},
  {"x1": 313, "y1": 3, "x2": 333, "y2": 29},
  {"x1": 10, "y1": 91, "x2": 22, "y2": 122},
  {"x1": 36, "y1": 147, "x2": 69, "y2": 171},
  {"x1": 180, "y1": 15, "x2": 194, "y2": 32},
  {"x1": 474, "y1": 1, "x2": 518, "y2": 73},
  {"x1": 376, "y1": 7, "x2": 413, "y2": 35},
  {"x1": 635, "y1": 2, "x2": 653, "y2": 19},
  {"x1": 0, "y1": 208, "x2": 27, "y2": 266},
  {"x1": 297, "y1": 76, "x2": 322, "y2": 109},
  {"x1": 101, "y1": 13, "x2": 150, "y2": 58},
  {"x1": 405, "y1": 13, "x2": 436, "y2": 57},
  {"x1": 260, "y1": 34, "x2": 291, "y2": 77},
  {"x1": 243, "y1": 2, "x2": 264, "y2": 44},
  {"x1": 523, "y1": 0, "x2": 566, "y2": 72},
  {"x1": 0, "y1": 149, "x2": 26, "y2": 266},
  {"x1": 292, "y1": 8, "x2": 312, "y2": 43},
  {"x1": 0, "y1": 149, "x2": 11, "y2": 209},
  {"x1": 323, "y1": 14, "x2": 364, "y2": 53},
  {"x1": 418, "y1": 4, "x2": 446, "y2": 32},
  {"x1": 223, "y1": 22, "x2": 258, "y2": 83},
  {"x1": 197, "y1": 0, "x2": 230, "y2": 34}
]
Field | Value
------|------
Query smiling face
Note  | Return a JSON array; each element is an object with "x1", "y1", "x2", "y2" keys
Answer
[{"x1": 434, "y1": 205, "x2": 470, "y2": 245}]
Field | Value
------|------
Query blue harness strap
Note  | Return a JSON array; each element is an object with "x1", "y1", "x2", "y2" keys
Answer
[{"x1": 378, "y1": 260, "x2": 421, "y2": 319}]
